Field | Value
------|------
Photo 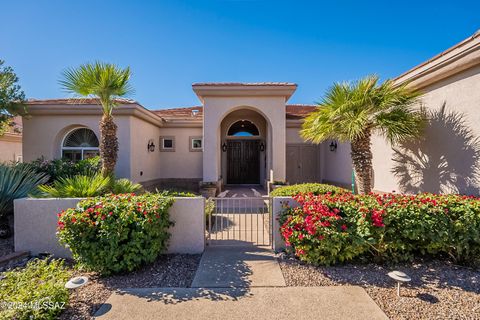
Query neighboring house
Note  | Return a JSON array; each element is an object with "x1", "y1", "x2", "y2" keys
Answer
[
  {"x1": 21, "y1": 30, "x2": 480, "y2": 194},
  {"x1": 0, "y1": 116, "x2": 22, "y2": 163}
]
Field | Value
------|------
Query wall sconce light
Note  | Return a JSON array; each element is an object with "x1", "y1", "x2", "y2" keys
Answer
[
  {"x1": 259, "y1": 142, "x2": 265, "y2": 152},
  {"x1": 329, "y1": 141, "x2": 338, "y2": 152},
  {"x1": 221, "y1": 142, "x2": 228, "y2": 152},
  {"x1": 147, "y1": 139, "x2": 155, "y2": 152}
]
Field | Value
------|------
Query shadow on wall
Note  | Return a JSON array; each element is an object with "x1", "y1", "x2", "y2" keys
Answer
[{"x1": 392, "y1": 103, "x2": 480, "y2": 195}]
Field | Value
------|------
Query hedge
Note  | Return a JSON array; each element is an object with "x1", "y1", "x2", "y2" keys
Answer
[
  {"x1": 270, "y1": 183, "x2": 348, "y2": 197},
  {"x1": 280, "y1": 192, "x2": 480, "y2": 266}
]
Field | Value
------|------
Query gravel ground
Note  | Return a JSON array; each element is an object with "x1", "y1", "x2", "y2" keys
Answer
[
  {"x1": 279, "y1": 257, "x2": 480, "y2": 320},
  {"x1": 59, "y1": 254, "x2": 202, "y2": 320}
]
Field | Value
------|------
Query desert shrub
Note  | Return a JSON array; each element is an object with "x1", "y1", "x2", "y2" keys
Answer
[
  {"x1": 0, "y1": 258, "x2": 71, "y2": 320},
  {"x1": 57, "y1": 193, "x2": 174, "y2": 275},
  {"x1": 270, "y1": 183, "x2": 348, "y2": 197},
  {"x1": 156, "y1": 189, "x2": 197, "y2": 197},
  {"x1": 37, "y1": 174, "x2": 142, "y2": 198},
  {"x1": 29, "y1": 156, "x2": 101, "y2": 182},
  {"x1": 280, "y1": 192, "x2": 480, "y2": 266},
  {"x1": 110, "y1": 178, "x2": 142, "y2": 194},
  {"x1": 37, "y1": 174, "x2": 111, "y2": 198},
  {"x1": 0, "y1": 163, "x2": 48, "y2": 218}
]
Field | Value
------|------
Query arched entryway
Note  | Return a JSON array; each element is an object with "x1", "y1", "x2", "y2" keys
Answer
[{"x1": 220, "y1": 109, "x2": 267, "y2": 185}]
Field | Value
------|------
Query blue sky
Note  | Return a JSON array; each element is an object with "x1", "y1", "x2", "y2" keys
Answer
[{"x1": 1, "y1": 0, "x2": 478, "y2": 109}]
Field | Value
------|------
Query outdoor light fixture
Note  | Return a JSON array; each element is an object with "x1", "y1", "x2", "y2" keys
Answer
[
  {"x1": 259, "y1": 142, "x2": 265, "y2": 151},
  {"x1": 329, "y1": 141, "x2": 338, "y2": 152},
  {"x1": 388, "y1": 271, "x2": 411, "y2": 297},
  {"x1": 147, "y1": 140, "x2": 155, "y2": 152},
  {"x1": 222, "y1": 142, "x2": 228, "y2": 152},
  {"x1": 65, "y1": 276, "x2": 88, "y2": 290}
]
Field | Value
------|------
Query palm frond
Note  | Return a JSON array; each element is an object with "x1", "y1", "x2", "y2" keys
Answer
[
  {"x1": 59, "y1": 62, "x2": 134, "y2": 115},
  {"x1": 301, "y1": 75, "x2": 425, "y2": 145}
]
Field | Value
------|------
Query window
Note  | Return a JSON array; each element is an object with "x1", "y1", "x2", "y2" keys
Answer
[
  {"x1": 227, "y1": 120, "x2": 259, "y2": 136},
  {"x1": 160, "y1": 136, "x2": 175, "y2": 152},
  {"x1": 190, "y1": 136, "x2": 203, "y2": 152},
  {"x1": 61, "y1": 128, "x2": 99, "y2": 161}
]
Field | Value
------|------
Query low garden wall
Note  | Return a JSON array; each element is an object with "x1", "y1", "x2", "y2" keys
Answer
[
  {"x1": 272, "y1": 196, "x2": 299, "y2": 252},
  {"x1": 14, "y1": 197, "x2": 205, "y2": 258}
]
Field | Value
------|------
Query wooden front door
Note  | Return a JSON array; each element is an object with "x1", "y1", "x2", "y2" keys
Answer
[{"x1": 227, "y1": 140, "x2": 260, "y2": 184}]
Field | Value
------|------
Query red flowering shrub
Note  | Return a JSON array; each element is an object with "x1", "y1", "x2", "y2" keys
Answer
[
  {"x1": 57, "y1": 193, "x2": 174, "y2": 275},
  {"x1": 280, "y1": 192, "x2": 480, "y2": 266}
]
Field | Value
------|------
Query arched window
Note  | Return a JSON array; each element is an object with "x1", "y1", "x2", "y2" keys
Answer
[
  {"x1": 227, "y1": 120, "x2": 259, "y2": 137},
  {"x1": 61, "y1": 128, "x2": 99, "y2": 161}
]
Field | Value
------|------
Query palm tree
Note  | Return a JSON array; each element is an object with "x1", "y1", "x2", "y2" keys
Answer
[
  {"x1": 59, "y1": 62, "x2": 133, "y2": 176},
  {"x1": 301, "y1": 75, "x2": 426, "y2": 194}
]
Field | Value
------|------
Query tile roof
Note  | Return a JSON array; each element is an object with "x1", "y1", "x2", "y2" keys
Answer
[
  {"x1": 152, "y1": 104, "x2": 317, "y2": 120},
  {"x1": 25, "y1": 98, "x2": 138, "y2": 105},
  {"x1": 192, "y1": 82, "x2": 297, "y2": 87}
]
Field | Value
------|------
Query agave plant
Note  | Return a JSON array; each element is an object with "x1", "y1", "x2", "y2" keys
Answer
[
  {"x1": 0, "y1": 164, "x2": 49, "y2": 237},
  {"x1": 38, "y1": 174, "x2": 111, "y2": 198}
]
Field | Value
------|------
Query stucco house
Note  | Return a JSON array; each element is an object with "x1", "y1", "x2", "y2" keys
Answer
[
  {"x1": 0, "y1": 116, "x2": 22, "y2": 163},
  {"x1": 21, "y1": 30, "x2": 480, "y2": 195}
]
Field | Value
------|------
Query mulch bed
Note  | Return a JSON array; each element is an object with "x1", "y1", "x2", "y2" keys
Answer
[
  {"x1": 59, "y1": 254, "x2": 202, "y2": 320},
  {"x1": 279, "y1": 257, "x2": 480, "y2": 320}
]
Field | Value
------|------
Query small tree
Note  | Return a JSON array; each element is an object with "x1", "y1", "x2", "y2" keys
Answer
[
  {"x1": 301, "y1": 75, "x2": 426, "y2": 194},
  {"x1": 0, "y1": 60, "x2": 26, "y2": 136},
  {"x1": 59, "y1": 62, "x2": 133, "y2": 176}
]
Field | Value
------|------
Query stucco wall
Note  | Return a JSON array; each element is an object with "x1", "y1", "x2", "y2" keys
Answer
[
  {"x1": 157, "y1": 126, "x2": 203, "y2": 179},
  {"x1": 203, "y1": 96, "x2": 287, "y2": 182},
  {"x1": 14, "y1": 197, "x2": 205, "y2": 257},
  {"x1": 22, "y1": 113, "x2": 132, "y2": 179},
  {"x1": 129, "y1": 116, "x2": 162, "y2": 183},
  {"x1": 321, "y1": 142, "x2": 353, "y2": 188},
  {"x1": 370, "y1": 65, "x2": 480, "y2": 194},
  {"x1": 0, "y1": 136, "x2": 22, "y2": 163}
]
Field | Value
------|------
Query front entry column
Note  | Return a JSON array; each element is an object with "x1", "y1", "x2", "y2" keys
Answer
[
  {"x1": 202, "y1": 104, "x2": 220, "y2": 182},
  {"x1": 270, "y1": 120, "x2": 286, "y2": 182}
]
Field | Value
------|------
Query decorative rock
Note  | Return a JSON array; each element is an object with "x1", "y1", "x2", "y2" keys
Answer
[{"x1": 65, "y1": 276, "x2": 89, "y2": 289}]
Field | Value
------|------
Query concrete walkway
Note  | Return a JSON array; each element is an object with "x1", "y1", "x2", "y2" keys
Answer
[
  {"x1": 191, "y1": 246, "x2": 285, "y2": 288},
  {"x1": 95, "y1": 286, "x2": 388, "y2": 320},
  {"x1": 94, "y1": 246, "x2": 388, "y2": 320}
]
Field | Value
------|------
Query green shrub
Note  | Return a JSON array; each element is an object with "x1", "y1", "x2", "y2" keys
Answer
[
  {"x1": 57, "y1": 193, "x2": 174, "y2": 275},
  {"x1": 156, "y1": 189, "x2": 197, "y2": 197},
  {"x1": 110, "y1": 178, "x2": 142, "y2": 194},
  {"x1": 29, "y1": 156, "x2": 101, "y2": 182},
  {"x1": 0, "y1": 163, "x2": 48, "y2": 218},
  {"x1": 38, "y1": 174, "x2": 111, "y2": 197},
  {"x1": 280, "y1": 193, "x2": 480, "y2": 266},
  {"x1": 270, "y1": 183, "x2": 348, "y2": 197},
  {"x1": 0, "y1": 259, "x2": 71, "y2": 320},
  {"x1": 37, "y1": 174, "x2": 143, "y2": 198}
]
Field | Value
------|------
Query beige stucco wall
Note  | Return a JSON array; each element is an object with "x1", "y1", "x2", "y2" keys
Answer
[
  {"x1": 369, "y1": 64, "x2": 480, "y2": 194},
  {"x1": 14, "y1": 197, "x2": 205, "y2": 257},
  {"x1": 202, "y1": 96, "x2": 287, "y2": 183},
  {"x1": 157, "y1": 125, "x2": 203, "y2": 179},
  {"x1": 321, "y1": 142, "x2": 353, "y2": 188},
  {"x1": 0, "y1": 135, "x2": 22, "y2": 163},
  {"x1": 129, "y1": 116, "x2": 162, "y2": 183},
  {"x1": 22, "y1": 113, "x2": 132, "y2": 179}
]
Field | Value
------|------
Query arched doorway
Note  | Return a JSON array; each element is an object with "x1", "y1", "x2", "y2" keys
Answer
[{"x1": 220, "y1": 109, "x2": 267, "y2": 185}]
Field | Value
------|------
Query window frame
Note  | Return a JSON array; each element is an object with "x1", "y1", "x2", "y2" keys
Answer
[
  {"x1": 61, "y1": 127, "x2": 100, "y2": 161},
  {"x1": 159, "y1": 136, "x2": 175, "y2": 152},
  {"x1": 189, "y1": 136, "x2": 203, "y2": 152}
]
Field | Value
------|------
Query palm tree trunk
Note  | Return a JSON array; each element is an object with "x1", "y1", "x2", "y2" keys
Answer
[
  {"x1": 99, "y1": 114, "x2": 118, "y2": 177},
  {"x1": 350, "y1": 130, "x2": 373, "y2": 194}
]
